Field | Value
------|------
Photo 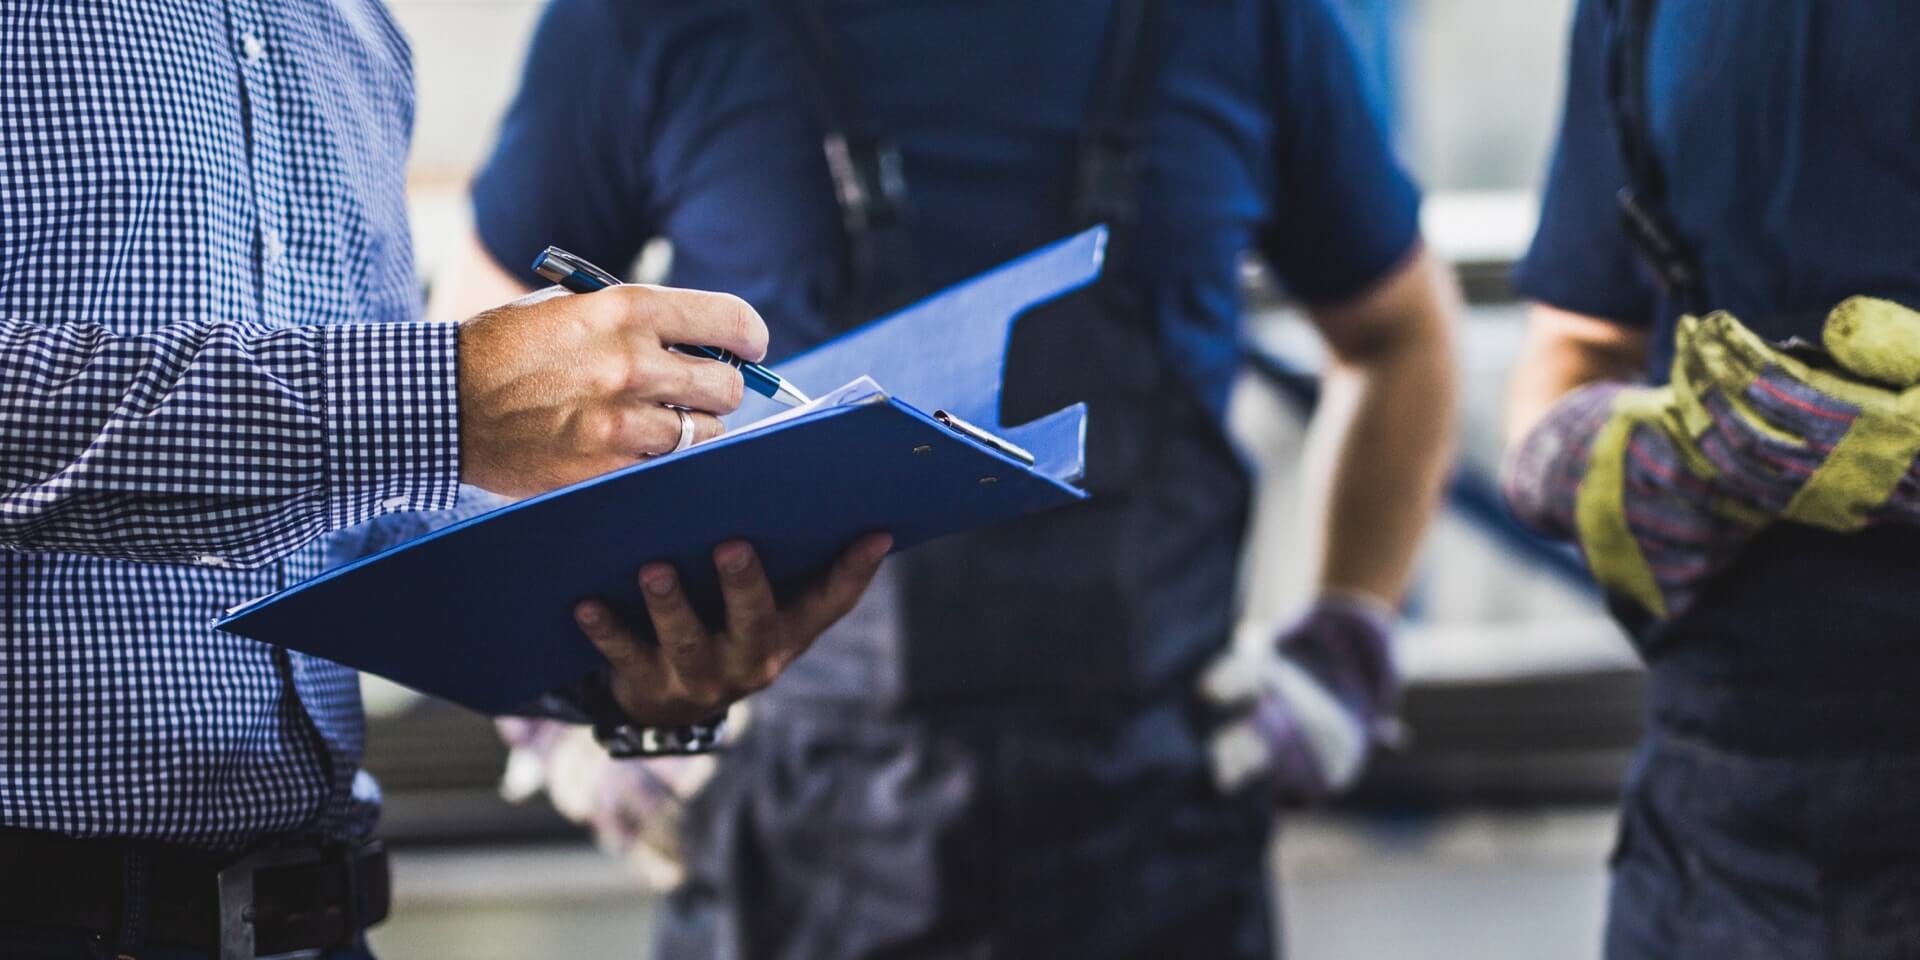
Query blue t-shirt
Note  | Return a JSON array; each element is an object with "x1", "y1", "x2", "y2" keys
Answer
[
  {"x1": 1517, "y1": 0, "x2": 1920, "y2": 704},
  {"x1": 470, "y1": 0, "x2": 1419, "y2": 417}
]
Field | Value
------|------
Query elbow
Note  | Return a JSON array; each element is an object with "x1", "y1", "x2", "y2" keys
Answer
[{"x1": 1324, "y1": 259, "x2": 1462, "y2": 428}]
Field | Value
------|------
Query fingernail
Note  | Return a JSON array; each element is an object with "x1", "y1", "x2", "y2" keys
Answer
[
  {"x1": 863, "y1": 534, "x2": 894, "y2": 561},
  {"x1": 641, "y1": 566, "x2": 676, "y2": 596},
  {"x1": 575, "y1": 603, "x2": 602, "y2": 625},
  {"x1": 716, "y1": 543, "x2": 752, "y2": 575}
]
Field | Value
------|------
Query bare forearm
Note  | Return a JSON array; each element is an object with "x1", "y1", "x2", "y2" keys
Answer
[
  {"x1": 1497, "y1": 303, "x2": 1656, "y2": 594},
  {"x1": 1306, "y1": 247, "x2": 1460, "y2": 606},
  {"x1": 1503, "y1": 303, "x2": 1651, "y2": 446}
]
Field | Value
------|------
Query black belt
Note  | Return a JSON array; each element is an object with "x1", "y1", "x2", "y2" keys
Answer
[{"x1": 0, "y1": 829, "x2": 390, "y2": 959}]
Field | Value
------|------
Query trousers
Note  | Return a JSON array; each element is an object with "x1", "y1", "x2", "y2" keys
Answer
[
  {"x1": 655, "y1": 697, "x2": 1276, "y2": 960},
  {"x1": 0, "y1": 925, "x2": 374, "y2": 960},
  {"x1": 1606, "y1": 677, "x2": 1920, "y2": 958}
]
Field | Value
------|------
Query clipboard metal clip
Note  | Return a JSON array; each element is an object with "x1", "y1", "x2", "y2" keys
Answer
[{"x1": 932, "y1": 409, "x2": 1037, "y2": 466}]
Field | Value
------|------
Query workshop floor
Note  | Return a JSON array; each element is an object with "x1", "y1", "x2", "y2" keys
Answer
[{"x1": 368, "y1": 808, "x2": 1613, "y2": 960}]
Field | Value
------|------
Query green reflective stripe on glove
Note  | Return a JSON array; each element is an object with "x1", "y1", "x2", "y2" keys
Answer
[
  {"x1": 1573, "y1": 387, "x2": 1685, "y2": 620},
  {"x1": 1789, "y1": 404, "x2": 1920, "y2": 530}
]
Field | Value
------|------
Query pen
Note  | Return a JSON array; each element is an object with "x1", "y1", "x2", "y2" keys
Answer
[{"x1": 531, "y1": 246, "x2": 812, "y2": 408}]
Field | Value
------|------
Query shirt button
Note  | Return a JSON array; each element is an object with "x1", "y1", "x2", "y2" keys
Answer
[
  {"x1": 380, "y1": 495, "x2": 410, "y2": 512},
  {"x1": 261, "y1": 228, "x2": 286, "y2": 265},
  {"x1": 240, "y1": 33, "x2": 266, "y2": 63}
]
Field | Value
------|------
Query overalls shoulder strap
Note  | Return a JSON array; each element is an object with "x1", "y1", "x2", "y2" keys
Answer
[
  {"x1": 1072, "y1": 0, "x2": 1164, "y2": 250},
  {"x1": 1605, "y1": 0, "x2": 1707, "y2": 315},
  {"x1": 766, "y1": 0, "x2": 1164, "y2": 324},
  {"x1": 766, "y1": 0, "x2": 919, "y2": 327}
]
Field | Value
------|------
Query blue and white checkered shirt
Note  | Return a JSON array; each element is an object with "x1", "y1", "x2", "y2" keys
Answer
[{"x1": 0, "y1": 0, "x2": 461, "y2": 849}]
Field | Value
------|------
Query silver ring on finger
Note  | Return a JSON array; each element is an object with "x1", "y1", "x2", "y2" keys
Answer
[{"x1": 671, "y1": 407, "x2": 696, "y2": 453}]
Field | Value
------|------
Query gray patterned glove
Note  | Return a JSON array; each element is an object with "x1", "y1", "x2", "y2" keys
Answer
[{"x1": 1200, "y1": 596, "x2": 1402, "y2": 802}]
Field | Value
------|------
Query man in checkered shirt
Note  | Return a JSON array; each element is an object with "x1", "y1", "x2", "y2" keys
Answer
[{"x1": 0, "y1": 3, "x2": 888, "y2": 956}]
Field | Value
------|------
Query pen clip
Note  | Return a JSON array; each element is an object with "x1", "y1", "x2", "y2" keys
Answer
[
  {"x1": 536, "y1": 246, "x2": 623, "y2": 289},
  {"x1": 933, "y1": 410, "x2": 1036, "y2": 467}
]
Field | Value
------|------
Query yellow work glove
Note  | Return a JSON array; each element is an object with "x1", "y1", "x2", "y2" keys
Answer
[
  {"x1": 1667, "y1": 297, "x2": 1920, "y2": 531},
  {"x1": 1505, "y1": 297, "x2": 1920, "y2": 620}
]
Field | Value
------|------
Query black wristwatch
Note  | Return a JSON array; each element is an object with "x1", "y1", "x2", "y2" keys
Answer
[
  {"x1": 580, "y1": 672, "x2": 729, "y2": 758},
  {"x1": 593, "y1": 713, "x2": 730, "y2": 758}
]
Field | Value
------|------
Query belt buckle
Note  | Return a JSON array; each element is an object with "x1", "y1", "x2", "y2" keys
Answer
[{"x1": 216, "y1": 846, "x2": 327, "y2": 960}]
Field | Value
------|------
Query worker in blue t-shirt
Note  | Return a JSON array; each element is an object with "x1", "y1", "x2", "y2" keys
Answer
[
  {"x1": 1503, "y1": 1, "x2": 1920, "y2": 955},
  {"x1": 431, "y1": 1, "x2": 1458, "y2": 956}
]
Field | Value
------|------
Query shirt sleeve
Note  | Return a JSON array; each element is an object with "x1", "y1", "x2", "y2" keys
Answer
[
  {"x1": 0, "y1": 317, "x2": 461, "y2": 569},
  {"x1": 1511, "y1": 0, "x2": 1657, "y2": 326},
  {"x1": 469, "y1": 0, "x2": 656, "y2": 286},
  {"x1": 1258, "y1": 0, "x2": 1424, "y2": 305}
]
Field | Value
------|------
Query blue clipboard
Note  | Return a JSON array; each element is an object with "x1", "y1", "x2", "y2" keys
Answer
[{"x1": 215, "y1": 227, "x2": 1108, "y2": 713}]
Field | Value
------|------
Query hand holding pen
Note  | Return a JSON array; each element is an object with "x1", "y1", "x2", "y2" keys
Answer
[
  {"x1": 456, "y1": 278, "x2": 769, "y2": 498},
  {"x1": 534, "y1": 247, "x2": 812, "y2": 408}
]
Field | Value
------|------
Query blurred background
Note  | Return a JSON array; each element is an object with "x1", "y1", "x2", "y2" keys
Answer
[{"x1": 367, "y1": 1, "x2": 1637, "y2": 957}]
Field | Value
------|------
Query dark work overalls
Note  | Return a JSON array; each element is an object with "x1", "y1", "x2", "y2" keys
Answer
[
  {"x1": 653, "y1": 2, "x2": 1273, "y2": 957},
  {"x1": 1598, "y1": 2, "x2": 1920, "y2": 956}
]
